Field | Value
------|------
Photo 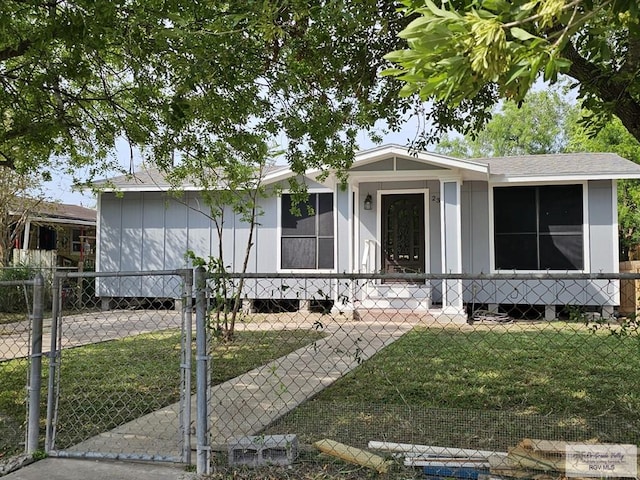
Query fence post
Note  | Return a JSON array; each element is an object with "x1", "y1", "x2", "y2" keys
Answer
[
  {"x1": 26, "y1": 273, "x2": 44, "y2": 454},
  {"x1": 45, "y1": 273, "x2": 61, "y2": 452},
  {"x1": 180, "y1": 269, "x2": 193, "y2": 465},
  {"x1": 195, "y1": 266, "x2": 210, "y2": 474}
]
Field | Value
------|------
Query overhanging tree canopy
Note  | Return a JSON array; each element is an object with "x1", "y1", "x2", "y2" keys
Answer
[
  {"x1": 1, "y1": 0, "x2": 411, "y2": 180},
  {"x1": 384, "y1": 0, "x2": 640, "y2": 144}
]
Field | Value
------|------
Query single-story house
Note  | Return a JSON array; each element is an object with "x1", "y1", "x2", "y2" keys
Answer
[
  {"x1": 12, "y1": 199, "x2": 97, "y2": 270},
  {"x1": 95, "y1": 144, "x2": 640, "y2": 317}
]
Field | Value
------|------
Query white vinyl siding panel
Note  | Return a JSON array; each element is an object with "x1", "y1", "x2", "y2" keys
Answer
[
  {"x1": 120, "y1": 192, "x2": 143, "y2": 296},
  {"x1": 164, "y1": 197, "x2": 188, "y2": 270},
  {"x1": 141, "y1": 194, "x2": 165, "y2": 296},
  {"x1": 187, "y1": 195, "x2": 212, "y2": 264},
  {"x1": 588, "y1": 180, "x2": 616, "y2": 272}
]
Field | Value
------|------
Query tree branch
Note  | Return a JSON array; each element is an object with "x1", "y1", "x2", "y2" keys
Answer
[
  {"x1": 622, "y1": 32, "x2": 640, "y2": 75},
  {"x1": 0, "y1": 40, "x2": 32, "y2": 62},
  {"x1": 563, "y1": 40, "x2": 640, "y2": 140},
  {"x1": 0, "y1": 151, "x2": 16, "y2": 170}
]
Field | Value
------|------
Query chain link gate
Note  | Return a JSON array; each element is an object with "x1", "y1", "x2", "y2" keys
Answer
[
  {"x1": 192, "y1": 272, "x2": 640, "y2": 478},
  {"x1": 0, "y1": 271, "x2": 44, "y2": 474},
  {"x1": 44, "y1": 269, "x2": 193, "y2": 464}
]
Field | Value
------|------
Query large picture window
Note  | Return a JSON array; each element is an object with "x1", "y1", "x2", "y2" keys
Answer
[
  {"x1": 281, "y1": 193, "x2": 334, "y2": 270},
  {"x1": 494, "y1": 185, "x2": 584, "y2": 270}
]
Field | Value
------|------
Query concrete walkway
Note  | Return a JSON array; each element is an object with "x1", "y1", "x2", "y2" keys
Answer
[
  {"x1": 2, "y1": 458, "x2": 195, "y2": 480},
  {"x1": 210, "y1": 311, "x2": 422, "y2": 445},
  {"x1": 3, "y1": 310, "x2": 429, "y2": 479},
  {"x1": 60, "y1": 311, "x2": 424, "y2": 457}
]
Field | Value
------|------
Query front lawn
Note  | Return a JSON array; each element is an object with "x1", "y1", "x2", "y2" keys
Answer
[
  {"x1": 0, "y1": 328, "x2": 324, "y2": 456},
  {"x1": 265, "y1": 322, "x2": 640, "y2": 450}
]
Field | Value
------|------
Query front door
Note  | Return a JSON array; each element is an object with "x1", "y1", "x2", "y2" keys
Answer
[{"x1": 382, "y1": 193, "x2": 425, "y2": 277}]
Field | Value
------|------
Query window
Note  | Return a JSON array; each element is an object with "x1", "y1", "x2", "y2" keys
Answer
[
  {"x1": 38, "y1": 226, "x2": 57, "y2": 251},
  {"x1": 281, "y1": 193, "x2": 334, "y2": 269},
  {"x1": 494, "y1": 185, "x2": 583, "y2": 270},
  {"x1": 72, "y1": 229, "x2": 82, "y2": 252}
]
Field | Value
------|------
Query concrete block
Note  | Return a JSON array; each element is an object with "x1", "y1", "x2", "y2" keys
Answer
[
  {"x1": 544, "y1": 305, "x2": 556, "y2": 320},
  {"x1": 100, "y1": 297, "x2": 114, "y2": 311},
  {"x1": 228, "y1": 434, "x2": 298, "y2": 467}
]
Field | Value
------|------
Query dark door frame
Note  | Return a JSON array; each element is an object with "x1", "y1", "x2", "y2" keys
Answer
[{"x1": 381, "y1": 192, "x2": 427, "y2": 278}]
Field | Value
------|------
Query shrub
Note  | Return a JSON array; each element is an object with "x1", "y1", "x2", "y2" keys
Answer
[{"x1": 0, "y1": 265, "x2": 35, "y2": 313}]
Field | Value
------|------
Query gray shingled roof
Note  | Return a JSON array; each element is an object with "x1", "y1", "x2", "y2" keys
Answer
[
  {"x1": 480, "y1": 153, "x2": 640, "y2": 177},
  {"x1": 101, "y1": 164, "x2": 291, "y2": 190},
  {"x1": 11, "y1": 198, "x2": 96, "y2": 222},
  {"x1": 102, "y1": 168, "x2": 174, "y2": 189}
]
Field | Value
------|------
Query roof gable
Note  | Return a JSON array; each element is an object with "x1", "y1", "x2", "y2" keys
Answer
[
  {"x1": 350, "y1": 157, "x2": 447, "y2": 172},
  {"x1": 352, "y1": 144, "x2": 488, "y2": 174}
]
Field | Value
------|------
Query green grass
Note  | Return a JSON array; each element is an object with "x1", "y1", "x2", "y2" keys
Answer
[
  {"x1": 265, "y1": 323, "x2": 640, "y2": 450},
  {"x1": 0, "y1": 327, "x2": 324, "y2": 456}
]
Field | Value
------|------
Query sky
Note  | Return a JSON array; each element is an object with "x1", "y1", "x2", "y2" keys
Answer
[{"x1": 42, "y1": 169, "x2": 97, "y2": 208}]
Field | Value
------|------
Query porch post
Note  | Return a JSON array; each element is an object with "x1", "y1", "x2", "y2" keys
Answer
[
  {"x1": 22, "y1": 219, "x2": 31, "y2": 251},
  {"x1": 440, "y1": 180, "x2": 464, "y2": 316}
]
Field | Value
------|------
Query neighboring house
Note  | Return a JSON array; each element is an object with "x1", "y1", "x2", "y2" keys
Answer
[
  {"x1": 95, "y1": 144, "x2": 640, "y2": 318},
  {"x1": 12, "y1": 200, "x2": 97, "y2": 270}
]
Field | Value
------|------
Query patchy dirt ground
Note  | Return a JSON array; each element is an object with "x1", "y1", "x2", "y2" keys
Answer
[{"x1": 205, "y1": 450, "x2": 424, "y2": 480}]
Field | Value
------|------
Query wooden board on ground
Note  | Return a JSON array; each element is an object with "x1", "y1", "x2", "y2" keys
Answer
[
  {"x1": 314, "y1": 439, "x2": 393, "y2": 473},
  {"x1": 520, "y1": 438, "x2": 597, "y2": 454},
  {"x1": 507, "y1": 446, "x2": 565, "y2": 472}
]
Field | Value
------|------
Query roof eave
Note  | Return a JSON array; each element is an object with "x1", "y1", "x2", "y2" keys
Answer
[
  {"x1": 490, "y1": 173, "x2": 640, "y2": 183},
  {"x1": 99, "y1": 184, "x2": 201, "y2": 193},
  {"x1": 26, "y1": 216, "x2": 96, "y2": 227}
]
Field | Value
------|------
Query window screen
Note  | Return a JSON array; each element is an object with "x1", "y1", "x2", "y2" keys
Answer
[
  {"x1": 494, "y1": 185, "x2": 584, "y2": 270},
  {"x1": 281, "y1": 193, "x2": 334, "y2": 269}
]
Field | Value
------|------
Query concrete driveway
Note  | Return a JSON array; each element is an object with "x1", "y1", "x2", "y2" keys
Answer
[{"x1": 0, "y1": 310, "x2": 183, "y2": 361}]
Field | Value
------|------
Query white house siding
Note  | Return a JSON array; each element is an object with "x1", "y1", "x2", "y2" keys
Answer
[
  {"x1": 461, "y1": 181, "x2": 490, "y2": 274},
  {"x1": 97, "y1": 177, "x2": 621, "y2": 308},
  {"x1": 586, "y1": 180, "x2": 620, "y2": 306},
  {"x1": 99, "y1": 191, "x2": 211, "y2": 298},
  {"x1": 99, "y1": 194, "x2": 123, "y2": 272},
  {"x1": 588, "y1": 180, "x2": 617, "y2": 272},
  {"x1": 98, "y1": 179, "x2": 348, "y2": 301},
  {"x1": 141, "y1": 192, "x2": 167, "y2": 296},
  {"x1": 255, "y1": 195, "x2": 278, "y2": 272},
  {"x1": 461, "y1": 181, "x2": 493, "y2": 305},
  {"x1": 357, "y1": 183, "x2": 377, "y2": 265},
  {"x1": 336, "y1": 188, "x2": 350, "y2": 272},
  {"x1": 427, "y1": 180, "x2": 443, "y2": 303},
  {"x1": 163, "y1": 195, "x2": 189, "y2": 268}
]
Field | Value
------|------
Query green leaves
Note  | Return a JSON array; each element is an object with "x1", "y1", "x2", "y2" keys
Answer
[
  {"x1": 510, "y1": 27, "x2": 538, "y2": 41},
  {"x1": 385, "y1": 0, "x2": 640, "y2": 144},
  {"x1": 1, "y1": 0, "x2": 414, "y2": 186},
  {"x1": 435, "y1": 88, "x2": 575, "y2": 158}
]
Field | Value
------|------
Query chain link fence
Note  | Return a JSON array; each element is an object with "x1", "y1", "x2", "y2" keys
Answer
[
  {"x1": 195, "y1": 272, "x2": 640, "y2": 478},
  {"x1": 3, "y1": 269, "x2": 640, "y2": 478},
  {"x1": 0, "y1": 269, "x2": 42, "y2": 474}
]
